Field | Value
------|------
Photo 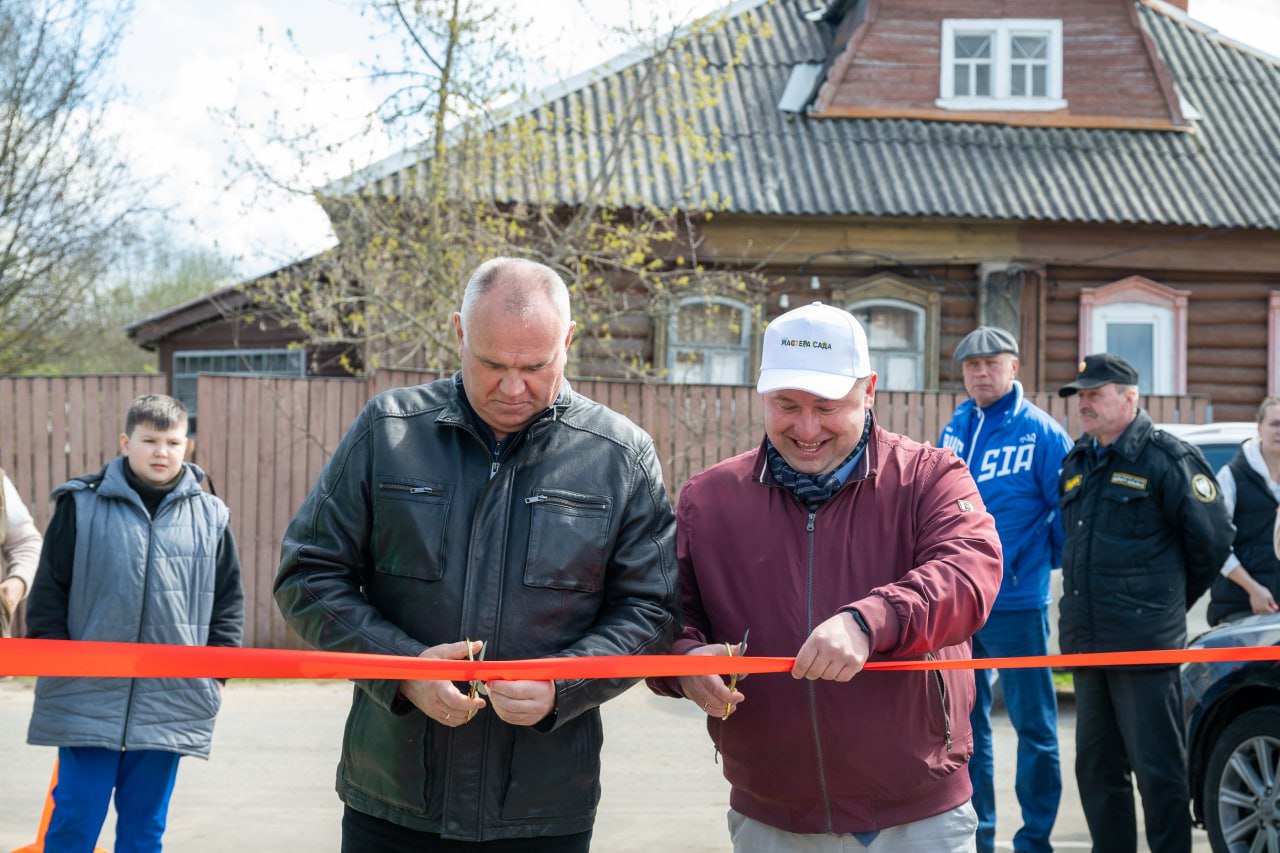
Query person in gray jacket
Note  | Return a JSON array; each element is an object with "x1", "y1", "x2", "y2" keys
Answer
[
  {"x1": 275, "y1": 257, "x2": 679, "y2": 852},
  {"x1": 0, "y1": 470, "x2": 43, "y2": 637},
  {"x1": 26, "y1": 394, "x2": 244, "y2": 853}
]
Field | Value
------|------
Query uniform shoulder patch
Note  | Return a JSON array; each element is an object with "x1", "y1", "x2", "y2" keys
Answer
[
  {"x1": 1063, "y1": 474, "x2": 1082, "y2": 493},
  {"x1": 957, "y1": 499, "x2": 974, "y2": 512},
  {"x1": 1191, "y1": 473, "x2": 1218, "y2": 503}
]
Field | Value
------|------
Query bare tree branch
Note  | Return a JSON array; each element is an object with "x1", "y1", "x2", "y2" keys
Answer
[{"x1": 0, "y1": 0, "x2": 148, "y2": 371}]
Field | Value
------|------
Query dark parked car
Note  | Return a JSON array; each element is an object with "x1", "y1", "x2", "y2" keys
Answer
[{"x1": 1183, "y1": 613, "x2": 1280, "y2": 852}]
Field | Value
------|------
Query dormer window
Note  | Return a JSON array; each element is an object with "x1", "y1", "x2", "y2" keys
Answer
[{"x1": 938, "y1": 20, "x2": 1066, "y2": 112}]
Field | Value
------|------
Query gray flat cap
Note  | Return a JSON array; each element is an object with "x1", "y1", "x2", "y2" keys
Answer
[{"x1": 953, "y1": 326, "x2": 1019, "y2": 361}]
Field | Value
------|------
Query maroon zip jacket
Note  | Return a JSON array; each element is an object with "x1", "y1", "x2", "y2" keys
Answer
[{"x1": 650, "y1": 420, "x2": 1002, "y2": 834}]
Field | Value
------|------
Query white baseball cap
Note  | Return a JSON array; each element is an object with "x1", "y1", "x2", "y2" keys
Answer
[{"x1": 756, "y1": 302, "x2": 872, "y2": 399}]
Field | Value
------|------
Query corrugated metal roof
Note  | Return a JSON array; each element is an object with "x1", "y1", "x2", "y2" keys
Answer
[{"x1": 364, "y1": 0, "x2": 1280, "y2": 230}]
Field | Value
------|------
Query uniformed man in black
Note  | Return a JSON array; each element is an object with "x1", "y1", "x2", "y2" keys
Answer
[{"x1": 1057, "y1": 353, "x2": 1232, "y2": 853}]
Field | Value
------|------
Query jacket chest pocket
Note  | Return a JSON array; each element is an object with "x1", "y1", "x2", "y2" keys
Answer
[
  {"x1": 524, "y1": 489, "x2": 612, "y2": 593},
  {"x1": 1097, "y1": 484, "x2": 1167, "y2": 543},
  {"x1": 373, "y1": 476, "x2": 451, "y2": 581}
]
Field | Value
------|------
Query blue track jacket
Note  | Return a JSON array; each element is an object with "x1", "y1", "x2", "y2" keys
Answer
[{"x1": 940, "y1": 381, "x2": 1072, "y2": 610}]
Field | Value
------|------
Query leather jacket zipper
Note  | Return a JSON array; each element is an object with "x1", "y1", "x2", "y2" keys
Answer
[
  {"x1": 525, "y1": 494, "x2": 608, "y2": 511},
  {"x1": 378, "y1": 482, "x2": 445, "y2": 497}
]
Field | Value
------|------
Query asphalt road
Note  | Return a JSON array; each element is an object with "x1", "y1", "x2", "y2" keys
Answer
[{"x1": 0, "y1": 678, "x2": 1212, "y2": 851}]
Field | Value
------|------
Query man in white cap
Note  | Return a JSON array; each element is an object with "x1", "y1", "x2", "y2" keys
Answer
[
  {"x1": 940, "y1": 326, "x2": 1072, "y2": 853},
  {"x1": 649, "y1": 302, "x2": 1003, "y2": 852}
]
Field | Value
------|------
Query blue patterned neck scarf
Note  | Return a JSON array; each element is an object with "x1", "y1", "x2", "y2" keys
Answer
[{"x1": 766, "y1": 418, "x2": 871, "y2": 512}]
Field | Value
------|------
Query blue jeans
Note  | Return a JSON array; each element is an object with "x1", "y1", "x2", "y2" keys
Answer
[
  {"x1": 968, "y1": 608, "x2": 1061, "y2": 853},
  {"x1": 45, "y1": 747, "x2": 181, "y2": 853}
]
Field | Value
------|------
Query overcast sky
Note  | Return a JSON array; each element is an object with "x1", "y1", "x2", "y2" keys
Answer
[{"x1": 104, "y1": 0, "x2": 1280, "y2": 281}]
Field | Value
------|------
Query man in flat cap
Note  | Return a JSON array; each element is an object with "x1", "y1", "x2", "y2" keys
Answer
[
  {"x1": 1057, "y1": 353, "x2": 1232, "y2": 853},
  {"x1": 941, "y1": 326, "x2": 1071, "y2": 853}
]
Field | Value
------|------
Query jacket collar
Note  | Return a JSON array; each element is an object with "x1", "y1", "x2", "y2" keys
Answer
[
  {"x1": 957, "y1": 380, "x2": 1025, "y2": 429},
  {"x1": 435, "y1": 371, "x2": 572, "y2": 434},
  {"x1": 1107, "y1": 408, "x2": 1154, "y2": 461},
  {"x1": 753, "y1": 412, "x2": 880, "y2": 487},
  {"x1": 94, "y1": 457, "x2": 205, "y2": 511}
]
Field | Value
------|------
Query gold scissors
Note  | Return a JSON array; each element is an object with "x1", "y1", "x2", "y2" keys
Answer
[
  {"x1": 722, "y1": 628, "x2": 749, "y2": 720},
  {"x1": 465, "y1": 638, "x2": 487, "y2": 722}
]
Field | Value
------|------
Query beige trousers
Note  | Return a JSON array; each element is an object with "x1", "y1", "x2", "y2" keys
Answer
[{"x1": 727, "y1": 803, "x2": 978, "y2": 853}]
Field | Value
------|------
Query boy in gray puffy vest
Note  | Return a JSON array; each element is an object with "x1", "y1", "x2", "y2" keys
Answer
[{"x1": 25, "y1": 393, "x2": 243, "y2": 853}]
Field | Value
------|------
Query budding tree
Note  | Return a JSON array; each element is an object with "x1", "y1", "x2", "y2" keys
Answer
[{"x1": 243, "y1": 0, "x2": 773, "y2": 379}]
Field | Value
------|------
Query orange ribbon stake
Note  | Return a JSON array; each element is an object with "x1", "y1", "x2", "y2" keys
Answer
[{"x1": 5, "y1": 638, "x2": 1280, "y2": 681}]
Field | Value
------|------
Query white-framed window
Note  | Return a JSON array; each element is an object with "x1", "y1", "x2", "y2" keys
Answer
[
  {"x1": 1079, "y1": 276, "x2": 1189, "y2": 396},
  {"x1": 1090, "y1": 303, "x2": 1172, "y2": 396},
  {"x1": 938, "y1": 19, "x2": 1066, "y2": 111},
  {"x1": 667, "y1": 297, "x2": 751, "y2": 385},
  {"x1": 173, "y1": 348, "x2": 306, "y2": 422},
  {"x1": 848, "y1": 299, "x2": 925, "y2": 391}
]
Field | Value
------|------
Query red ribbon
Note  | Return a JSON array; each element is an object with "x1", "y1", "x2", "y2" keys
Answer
[{"x1": 4, "y1": 638, "x2": 1280, "y2": 680}]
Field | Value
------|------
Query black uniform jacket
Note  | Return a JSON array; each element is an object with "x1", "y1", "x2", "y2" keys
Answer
[{"x1": 1058, "y1": 409, "x2": 1232, "y2": 659}]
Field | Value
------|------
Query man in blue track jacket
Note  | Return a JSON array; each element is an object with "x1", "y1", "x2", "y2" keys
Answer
[{"x1": 941, "y1": 326, "x2": 1072, "y2": 853}]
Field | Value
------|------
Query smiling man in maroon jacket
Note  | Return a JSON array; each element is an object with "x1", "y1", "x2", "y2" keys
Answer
[{"x1": 650, "y1": 302, "x2": 1003, "y2": 852}]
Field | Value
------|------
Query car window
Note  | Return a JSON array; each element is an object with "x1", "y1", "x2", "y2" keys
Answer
[{"x1": 1197, "y1": 442, "x2": 1244, "y2": 474}]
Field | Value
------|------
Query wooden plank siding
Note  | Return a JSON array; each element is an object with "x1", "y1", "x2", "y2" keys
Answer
[{"x1": 1044, "y1": 272, "x2": 1277, "y2": 421}]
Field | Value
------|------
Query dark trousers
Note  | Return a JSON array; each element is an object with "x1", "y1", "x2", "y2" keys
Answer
[
  {"x1": 341, "y1": 806, "x2": 593, "y2": 853},
  {"x1": 1073, "y1": 667, "x2": 1190, "y2": 853}
]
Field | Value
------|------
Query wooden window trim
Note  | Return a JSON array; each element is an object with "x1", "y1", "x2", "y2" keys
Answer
[
  {"x1": 658, "y1": 295, "x2": 755, "y2": 386},
  {"x1": 832, "y1": 274, "x2": 941, "y2": 391},
  {"x1": 1079, "y1": 275, "x2": 1188, "y2": 395},
  {"x1": 1269, "y1": 292, "x2": 1280, "y2": 396}
]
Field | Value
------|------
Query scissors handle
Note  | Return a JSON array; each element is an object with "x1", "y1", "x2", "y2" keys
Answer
[
  {"x1": 722, "y1": 634, "x2": 748, "y2": 720},
  {"x1": 465, "y1": 638, "x2": 486, "y2": 722}
]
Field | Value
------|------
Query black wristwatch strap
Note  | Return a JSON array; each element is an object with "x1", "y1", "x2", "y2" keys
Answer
[{"x1": 842, "y1": 607, "x2": 871, "y2": 636}]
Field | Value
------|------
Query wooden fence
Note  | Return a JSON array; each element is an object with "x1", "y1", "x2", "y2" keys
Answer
[
  {"x1": 1, "y1": 371, "x2": 1211, "y2": 648},
  {"x1": 0, "y1": 375, "x2": 169, "y2": 533}
]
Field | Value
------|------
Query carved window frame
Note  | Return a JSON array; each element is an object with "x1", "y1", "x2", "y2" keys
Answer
[
  {"x1": 1269, "y1": 291, "x2": 1280, "y2": 396},
  {"x1": 832, "y1": 274, "x2": 941, "y2": 391},
  {"x1": 658, "y1": 295, "x2": 754, "y2": 386},
  {"x1": 1079, "y1": 275, "x2": 1188, "y2": 395}
]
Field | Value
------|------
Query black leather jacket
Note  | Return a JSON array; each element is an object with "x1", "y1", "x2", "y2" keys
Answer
[
  {"x1": 1058, "y1": 409, "x2": 1232, "y2": 659},
  {"x1": 274, "y1": 377, "x2": 678, "y2": 842}
]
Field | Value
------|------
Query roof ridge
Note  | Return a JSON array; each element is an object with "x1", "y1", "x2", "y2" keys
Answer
[{"x1": 1139, "y1": 0, "x2": 1280, "y2": 67}]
